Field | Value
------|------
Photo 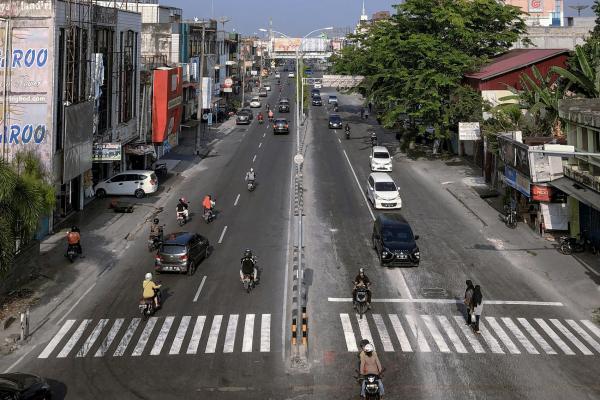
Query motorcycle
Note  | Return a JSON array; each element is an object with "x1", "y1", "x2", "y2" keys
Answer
[
  {"x1": 153, "y1": 162, "x2": 168, "y2": 178},
  {"x1": 139, "y1": 287, "x2": 161, "y2": 318},
  {"x1": 241, "y1": 274, "x2": 255, "y2": 293},
  {"x1": 370, "y1": 135, "x2": 377, "y2": 147},
  {"x1": 558, "y1": 230, "x2": 594, "y2": 255},
  {"x1": 247, "y1": 180, "x2": 256, "y2": 192},
  {"x1": 502, "y1": 205, "x2": 517, "y2": 229},
  {"x1": 177, "y1": 210, "x2": 188, "y2": 226},
  {"x1": 66, "y1": 244, "x2": 79, "y2": 263},
  {"x1": 353, "y1": 285, "x2": 370, "y2": 319},
  {"x1": 258, "y1": 118, "x2": 264, "y2": 124},
  {"x1": 362, "y1": 374, "x2": 382, "y2": 400},
  {"x1": 345, "y1": 129, "x2": 351, "y2": 140},
  {"x1": 203, "y1": 208, "x2": 215, "y2": 224},
  {"x1": 147, "y1": 230, "x2": 164, "y2": 252}
]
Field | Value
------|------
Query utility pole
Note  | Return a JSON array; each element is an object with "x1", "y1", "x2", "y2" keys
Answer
[{"x1": 195, "y1": 21, "x2": 206, "y2": 155}]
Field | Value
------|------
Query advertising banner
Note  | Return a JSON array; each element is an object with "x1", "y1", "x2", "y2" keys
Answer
[
  {"x1": 273, "y1": 38, "x2": 302, "y2": 52},
  {"x1": 152, "y1": 67, "x2": 182, "y2": 143},
  {"x1": 528, "y1": 0, "x2": 544, "y2": 13},
  {"x1": 92, "y1": 143, "x2": 121, "y2": 162},
  {"x1": 458, "y1": 122, "x2": 481, "y2": 141},
  {"x1": 504, "y1": 165, "x2": 531, "y2": 197},
  {"x1": 531, "y1": 185, "x2": 552, "y2": 202},
  {"x1": 201, "y1": 77, "x2": 212, "y2": 108}
]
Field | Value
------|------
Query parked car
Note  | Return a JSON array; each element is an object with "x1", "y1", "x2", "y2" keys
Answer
[
  {"x1": 370, "y1": 146, "x2": 393, "y2": 172},
  {"x1": 95, "y1": 170, "x2": 158, "y2": 199},
  {"x1": 366, "y1": 172, "x2": 402, "y2": 210},
  {"x1": 328, "y1": 114, "x2": 342, "y2": 129},
  {"x1": 275, "y1": 72, "x2": 281, "y2": 78},
  {"x1": 240, "y1": 108, "x2": 254, "y2": 119},
  {"x1": 278, "y1": 100, "x2": 290, "y2": 113},
  {"x1": 328, "y1": 95, "x2": 338, "y2": 104},
  {"x1": 288, "y1": 72, "x2": 295, "y2": 78},
  {"x1": 311, "y1": 89, "x2": 321, "y2": 98},
  {"x1": 236, "y1": 108, "x2": 253, "y2": 124},
  {"x1": 259, "y1": 88, "x2": 268, "y2": 97},
  {"x1": 249, "y1": 97, "x2": 261, "y2": 108},
  {"x1": 0, "y1": 372, "x2": 52, "y2": 399},
  {"x1": 312, "y1": 96, "x2": 323, "y2": 106},
  {"x1": 273, "y1": 118, "x2": 289, "y2": 134},
  {"x1": 263, "y1": 83, "x2": 272, "y2": 91},
  {"x1": 155, "y1": 232, "x2": 210, "y2": 275},
  {"x1": 372, "y1": 213, "x2": 420, "y2": 267}
]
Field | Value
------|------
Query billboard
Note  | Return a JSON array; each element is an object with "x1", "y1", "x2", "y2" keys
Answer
[
  {"x1": 92, "y1": 143, "x2": 122, "y2": 162},
  {"x1": 273, "y1": 38, "x2": 302, "y2": 52},
  {"x1": 152, "y1": 67, "x2": 182, "y2": 143}
]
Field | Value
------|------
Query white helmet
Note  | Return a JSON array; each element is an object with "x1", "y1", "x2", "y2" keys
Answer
[
  {"x1": 145, "y1": 272, "x2": 152, "y2": 280},
  {"x1": 250, "y1": 168, "x2": 254, "y2": 172},
  {"x1": 364, "y1": 343, "x2": 374, "y2": 353}
]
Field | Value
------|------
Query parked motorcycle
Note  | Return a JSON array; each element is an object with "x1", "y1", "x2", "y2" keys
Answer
[
  {"x1": 139, "y1": 286, "x2": 161, "y2": 318},
  {"x1": 558, "y1": 230, "x2": 594, "y2": 255},
  {"x1": 353, "y1": 285, "x2": 370, "y2": 319},
  {"x1": 502, "y1": 205, "x2": 517, "y2": 229}
]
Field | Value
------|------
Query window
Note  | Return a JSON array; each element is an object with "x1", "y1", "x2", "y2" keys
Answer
[
  {"x1": 373, "y1": 152, "x2": 389, "y2": 159},
  {"x1": 375, "y1": 182, "x2": 397, "y2": 191},
  {"x1": 94, "y1": 28, "x2": 114, "y2": 134},
  {"x1": 119, "y1": 30, "x2": 135, "y2": 123}
]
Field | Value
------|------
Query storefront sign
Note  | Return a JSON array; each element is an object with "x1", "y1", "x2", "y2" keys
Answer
[
  {"x1": 152, "y1": 67, "x2": 182, "y2": 143},
  {"x1": 531, "y1": 185, "x2": 552, "y2": 202},
  {"x1": 528, "y1": 0, "x2": 543, "y2": 13},
  {"x1": 223, "y1": 77, "x2": 233, "y2": 93},
  {"x1": 498, "y1": 135, "x2": 531, "y2": 177},
  {"x1": 504, "y1": 165, "x2": 531, "y2": 197},
  {"x1": 458, "y1": 122, "x2": 481, "y2": 141},
  {"x1": 201, "y1": 77, "x2": 212, "y2": 108},
  {"x1": 92, "y1": 143, "x2": 122, "y2": 162}
]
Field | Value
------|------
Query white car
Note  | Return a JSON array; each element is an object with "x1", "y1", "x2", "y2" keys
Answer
[
  {"x1": 264, "y1": 84, "x2": 272, "y2": 91},
  {"x1": 275, "y1": 72, "x2": 281, "y2": 78},
  {"x1": 249, "y1": 97, "x2": 261, "y2": 108},
  {"x1": 314, "y1": 82, "x2": 322, "y2": 89},
  {"x1": 288, "y1": 72, "x2": 295, "y2": 78},
  {"x1": 370, "y1": 146, "x2": 392, "y2": 172},
  {"x1": 94, "y1": 170, "x2": 158, "y2": 199},
  {"x1": 366, "y1": 173, "x2": 402, "y2": 210}
]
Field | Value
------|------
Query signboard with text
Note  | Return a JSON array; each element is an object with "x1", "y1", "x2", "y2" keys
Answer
[
  {"x1": 458, "y1": 122, "x2": 481, "y2": 141},
  {"x1": 528, "y1": 0, "x2": 544, "y2": 13}
]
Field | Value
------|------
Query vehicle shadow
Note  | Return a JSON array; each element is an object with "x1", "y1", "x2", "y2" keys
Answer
[{"x1": 48, "y1": 379, "x2": 67, "y2": 399}]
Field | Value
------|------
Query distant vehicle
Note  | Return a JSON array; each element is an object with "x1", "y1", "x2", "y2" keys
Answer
[
  {"x1": 155, "y1": 232, "x2": 210, "y2": 275},
  {"x1": 275, "y1": 72, "x2": 281, "y2": 78},
  {"x1": 264, "y1": 83, "x2": 272, "y2": 91},
  {"x1": 236, "y1": 109, "x2": 253, "y2": 125},
  {"x1": 372, "y1": 213, "x2": 420, "y2": 267},
  {"x1": 328, "y1": 95, "x2": 338, "y2": 104},
  {"x1": 367, "y1": 172, "x2": 402, "y2": 210},
  {"x1": 95, "y1": 170, "x2": 158, "y2": 199},
  {"x1": 328, "y1": 114, "x2": 342, "y2": 129},
  {"x1": 314, "y1": 82, "x2": 322, "y2": 89},
  {"x1": 273, "y1": 118, "x2": 289, "y2": 134},
  {"x1": 259, "y1": 88, "x2": 268, "y2": 97},
  {"x1": 249, "y1": 97, "x2": 261, "y2": 108},
  {"x1": 312, "y1": 96, "x2": 323, "y2": 106},
  {"x1": 278, "y1": 99, "x2": 290, "y2": 113},
  {"x1": 288, "y1": 72, "x2": 295, "y2": 78},
  {"x1": 370, "y1": 146, "x2": 392, "y2": 172},
  {"x1": 311, "y1": 89, "x2": 321, "y2": 98},
  {"x1": 0, "y1": 372, "x2": 52, "y2": 399}
]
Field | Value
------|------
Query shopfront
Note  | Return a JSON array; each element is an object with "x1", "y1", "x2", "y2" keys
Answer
[{"x1": 550, "y1": 177, "x2": 600, "y2": 241}]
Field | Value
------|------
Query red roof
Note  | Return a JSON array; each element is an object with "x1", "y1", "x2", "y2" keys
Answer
[{"x1": 465, "y1": 49, "x2": 570, "y2": 81}]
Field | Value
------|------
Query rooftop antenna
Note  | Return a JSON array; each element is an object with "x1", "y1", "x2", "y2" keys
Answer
[
  {"x1": 360, "y1": 0, "x2": 369, "y2": 21},
  {"x1": 211, "y1": 0, "x2": 214, "y2": 18},
  {"x1": 568, "y1": 5, "x2": 589, "y2": 16}
]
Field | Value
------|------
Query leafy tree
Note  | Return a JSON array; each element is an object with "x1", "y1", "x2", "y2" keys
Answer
[
  {"x1": 552, "y1": 43, "x2": 600, "y2": 98},
  {"x1": 0, "y1": 151, "x2": 55, "y2": 275},
  {"x1": 331, "y1": 0, "x2": 528, "y2": 138}
]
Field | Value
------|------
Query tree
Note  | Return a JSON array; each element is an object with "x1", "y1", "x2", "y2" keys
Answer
[
  {"x1": 331, "y1": 0, "x2": 528, "y2": 138},
  {"x1": 552, "y1": 43, "x2": 600, "y2": 98},
  {"x1": 0, "y1": 151, "x2": 55, "y2": 275}
]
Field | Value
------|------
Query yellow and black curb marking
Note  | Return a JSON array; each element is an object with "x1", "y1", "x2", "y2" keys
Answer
[{"x1": 301, "y1": 307, "x2": 308, "y2": 346}]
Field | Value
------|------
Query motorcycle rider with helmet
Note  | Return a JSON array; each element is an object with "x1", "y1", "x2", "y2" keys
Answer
[
  {"x1": 359, "y1": 343, "x2": 385, "y2": 398},
  {"x1": 202, "y1": 195, "x2": 215, "y2": 217},
  {"x1": 353, "y1": 268, "x2": 372, "y2": 309},
  {"x1": 176, "y1": 198, "x2": 189, "y2": 221},
  {"x1": 142, "y1": 272, "x2": 162, "y2": 308},
  {"x1": 245, "y1": 168, "x2": 256, "y2": 187},
  {"x1": 66, "y1": 226, "x2": 82, "y2": 255},
  {"x1": 240, "y1": 249, "x2": 258, "y2": 282}
]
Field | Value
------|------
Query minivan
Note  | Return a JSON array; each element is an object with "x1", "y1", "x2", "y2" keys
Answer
[
  {"x1": 370, "y1": 146, "x2": 392, "y2": 172},
  {"x1": 366, "y1": 173, "x2": 402, "y2": 209},
  {"x1": 372, "y1": 214, "x2": 420, "y2": 267},
  {"x1": 94, "y1": 170, "x2": 158, "y2": 199}
]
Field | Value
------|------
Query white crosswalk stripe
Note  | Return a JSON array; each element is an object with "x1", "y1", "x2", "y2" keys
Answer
[
  {"x1": 38, "y1": 314, "x2": 274, "y2": 359},
  {"x1": 337, "y1": 314, "x2": 599, "y2": 357},
  {"x1": 581, "y1": 319, "x2": 600, "y2": 340}
]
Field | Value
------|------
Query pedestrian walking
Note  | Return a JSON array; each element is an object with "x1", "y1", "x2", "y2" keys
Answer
[
  {"x1": 368, "y1": 102, "x2": 373, "y2": 114},
  {"x1": 364, "y1": 109, "x2": 369, "y2": 120},
  {"x1": 463, "y1": 280, "x2": 475, "y2": 325},
  {"x1": 472, "y1": 285, "x2": 483, "y2": 334},
  {"x1": 360, "y1": 107, "x2": 365, "y2": 119}
]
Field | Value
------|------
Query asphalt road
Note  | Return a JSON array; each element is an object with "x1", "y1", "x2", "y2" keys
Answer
[{"x1": 8, "y1": 74, "x2": 600, "y2": 400}]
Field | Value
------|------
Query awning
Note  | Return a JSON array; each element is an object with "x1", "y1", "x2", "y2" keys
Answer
[
  {"x1": 550, "y1": 177, "x2": 600, "y2": 210},
  {"x1": 124, "y1": 144, "x2": 156, "y2": 156}
]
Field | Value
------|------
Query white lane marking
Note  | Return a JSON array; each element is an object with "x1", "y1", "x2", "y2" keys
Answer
[
  {"x1": 452, "y1": 316, "x2": 485, "y2": 353},
  {"x1": 581, "y1": 319, "x2": 600, "y2": 340},
  {"x1": 535, "y1": 318, "x2": 574, "y2": 355},
  {"x1": 94, "y1": 318, "x2": 124, "y2": 357},
  {"x1": 338, "y1": 138, "x2": 341, "y2": 143},
  {"x1": 243, "y1": 314, "x2": 255, "y2": 353},
  {"x1": 479, "y1": 322, "x2": 504, "y2": 354},
  {"x1": 169, "y1": 316, "x2": 191, "y2": 355},
  {"x1": 205, "y1": 315, "x2": 223, "y2": 353},
  {"x1": 421, "y1": 315, "x2": 450, "y2": 353},
  {"x1": 38, "y1": 319, "x2": 76, "y2": 359},
  {"x1": 131, "y1": 317, "x2": 158, "y2": 356},
  {"x1": 4, "y1": 345, "x2": 37, "y2": 373},
  {"x1": 550, "y1": 319, "x2": 592, "y2": 355},
  {"x1": 259, "y1": 142, "x2": 262, "y2": 148},
  {"x1": 485, "y1": 317, "x2": 520, "y2": 354},
  {"x1": 405, "y1": 315, "x2": 431, "y2": 352},
  {"x1": 223, "y1": 314, "x2": 239, "y2": 353},
  {"x1": 356, "y1": 314, "x2": 375, "y2": 350},
  {"x1": 388, "y1": 314, "x2": 412, "y2": 352},
  {"x1": 218, "y1": 226, "x2": 228, "y2": 244},
  {"x1": 263, "y1": 133, "x2": 266, "y2": 138},
  {"x1": 234, "y1": 194, "x2": 240, "y2": 206},
  {"x1": 340, "y1": 314, "x2": 358, "y2": 352},
  {"x1": 566, "y1": 320, "x2": 600, "y2": 353},
  {"x1": 437, "y1": 316, "x2": 467, "y2": 353},
  {"x1": 187, "y1": 316, "x2": 206, "y2": 355},
  {"x1": 342, "y1": 149, "x2": 375, "y2": 222},
  {"x1": 260, "y1": 314, "x2": 271, "y2": 352},
  {"x1": 76, "y1": 319, "x2": 108, "y2": 357},
  {"x1": 501, "y1": 317, "x2": 538, "y2": 354},
  {"x1": 57, "y1": 319, "x2": 91, "y2": 358},
  {"x1": 252, "y1": 154, "x2": 257, "y2": 162},
  {"x1": 56, "y1": 283, "x2": 96, "y2": 326},
  {"x1": 372, "y1": 314, "x2": 394, "y2": 352},
  {"x1": 517, "y1": 318, "x2": 556, "y2": 354},
  {"x1": 150, "y1": 316, "x2": 175, "y2": 356},
  {"x1": 193, "y1": 276, "x2": 207, "y2": 302},
  {"x1": 114, "y1": 318, "x2": 141, "y2": 356},
  {"x1": 327, "y1": 298, "x2": 563, "y2": 306}
]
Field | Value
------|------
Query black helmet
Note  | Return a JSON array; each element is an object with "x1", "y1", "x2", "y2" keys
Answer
[
  {"x1": 244, "y1": 249, "x2": 252, "y2": 257},
  {"x1": 71, "y1": 226, "x2": 79, "y2": 232},
  {"x1": 153, "y1": 218, "x2": 159, "y2": 224}
]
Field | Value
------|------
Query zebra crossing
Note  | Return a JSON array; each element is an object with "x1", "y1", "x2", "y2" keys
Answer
[
  {"x1": 339, "y1": 313, "x2": 600, "y2": 356},
  {"x1": 38, "y1": 314, "x2": 272, "y2": 359}
]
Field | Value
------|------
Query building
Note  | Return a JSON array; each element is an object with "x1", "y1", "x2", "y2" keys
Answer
[
  {"x1": 1, "y1": 0, "x2": 142, "y2": 234},
  {"x1": 513, "y1": 17, "x2": 593, "y2": 50},
  {"x1": 504, "y1": 0, "x2": 563, "y2": 26},
  {"x1": 371, "y1": 11, "x2": 390, "y2": 22},
  {"x1": 555, "y1": 99, "x2": 600, "y2": 242}
]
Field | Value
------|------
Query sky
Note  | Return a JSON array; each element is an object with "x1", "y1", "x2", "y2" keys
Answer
[{"x1": 165, "y1": 0, "x2": 597, "y2": 37}]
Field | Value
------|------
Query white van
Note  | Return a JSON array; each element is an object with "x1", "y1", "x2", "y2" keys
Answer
[
  {"x1": 366, "y1": 173, "x2": 402, "y2": 210},
  {"x1": 370, "y1": 146, "x2": 392, "y2": 172},
  {"x1": 94, "y1": 170, "x2": 159, "y2": 199}
]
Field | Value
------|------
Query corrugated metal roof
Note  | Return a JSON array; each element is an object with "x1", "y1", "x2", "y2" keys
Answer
[{"x1": 465, "y1": 49, "x2": 570, "y2": 81}]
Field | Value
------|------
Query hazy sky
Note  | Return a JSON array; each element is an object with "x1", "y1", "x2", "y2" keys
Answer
[{"x1": 165, "y1": 0, "x2": 597, "y2": 36}]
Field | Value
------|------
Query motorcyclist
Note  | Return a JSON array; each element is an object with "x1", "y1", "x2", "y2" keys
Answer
[
  {"x1": 268, "y1": 109, "x2": 274, "y2": 121},
  {"x1": 176, "y1": 198, "x2": 189, "y2": 221},
  {"x1": 245, "y1": 168, "x2": 256, "y2": 186},
  {"x1": 202, "y1": 194, "x2": 215, "y2": 217},
  {"x1": 142, "y1": 272, "x2": 161, "y2": 309},
  {"x1": 370, "y1": 131, "x2": 377, "y2": 146},
  {"x1": 240, "y1": 249, "x2": 258, "y2": 282},
  {"x1": 353, "y1": 268, "x2": 372, "y2": 309},
  {"x1": 344, "y1": 123, "x2": 351, "y2": 136},
  {"x1": 257, "y1": 111, "x2": 264, "y2": 122},
  {"x1": 149, "y1": 218, "x2": 163, "y2": 240},
  {"x1": 359, "y1": 343, "x2": 384, "y2": 398},
  {"x1": 66, "y1": 226, "x2": 82, "y2": 255}
]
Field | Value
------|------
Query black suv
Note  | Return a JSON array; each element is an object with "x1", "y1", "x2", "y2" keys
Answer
[
  {"x1": 311, "y1": 88, "x2": 321, "y2": 98},
  {"x1": 312, "y1": 96, "x2": 323, "y2": 106},
  {"x1": 273, "y1": 118, "x2": 289, "y2": 134},
  {"x1": 155, "y1": 232, "x2": 210, "y2": 275},
  {"x1": 372, "y1": 214, "x2": 420, "y2": 267},
  {"x1": 278, "y1": 100, "x2": 290, "y2": 113}
]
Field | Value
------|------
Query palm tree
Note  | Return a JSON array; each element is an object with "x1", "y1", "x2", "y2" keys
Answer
[
  {"x1": 551, "y1": 43, "x2": 600, "y2": 98},
  {"x1": 0, "y1": 151, "x2": 55, "y2": 275}
]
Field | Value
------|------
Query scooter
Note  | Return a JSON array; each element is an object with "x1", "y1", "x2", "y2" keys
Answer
[
  {"x1": 139, "y1": 287, "x2": 161, "y2": 318},
  {"x1": 177, "y1": 211, "x2": 188, "y2": 226},
  {"x1": 558, "y1": 230, "x2": 594, "y2": 255},
  {"x1": 66, "y1": 244, "x2": 79, "y2": 263},
  {"x1": 203, "y1": 208, "x2": 215, "y2": 224},
  {"x1": 501, "y1": 205, "x2": 517, "y2": 229},
  {"x1": 241, "y1": 274, "x2": 255, "y2": 293},
  {"x1": 147, "y1": 229, "x2": 164, "y2": 252},
  {"x1": 353, "y1": 285, "x2": 370, "y2": 319},
  {"x1": 247, "y1": 180, "x2": 256, "y2": 192}
]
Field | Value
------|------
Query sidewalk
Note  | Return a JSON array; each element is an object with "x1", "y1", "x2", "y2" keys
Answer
[{"x1": 0, "y1": 117, "x2": 237, "y2": 358}]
